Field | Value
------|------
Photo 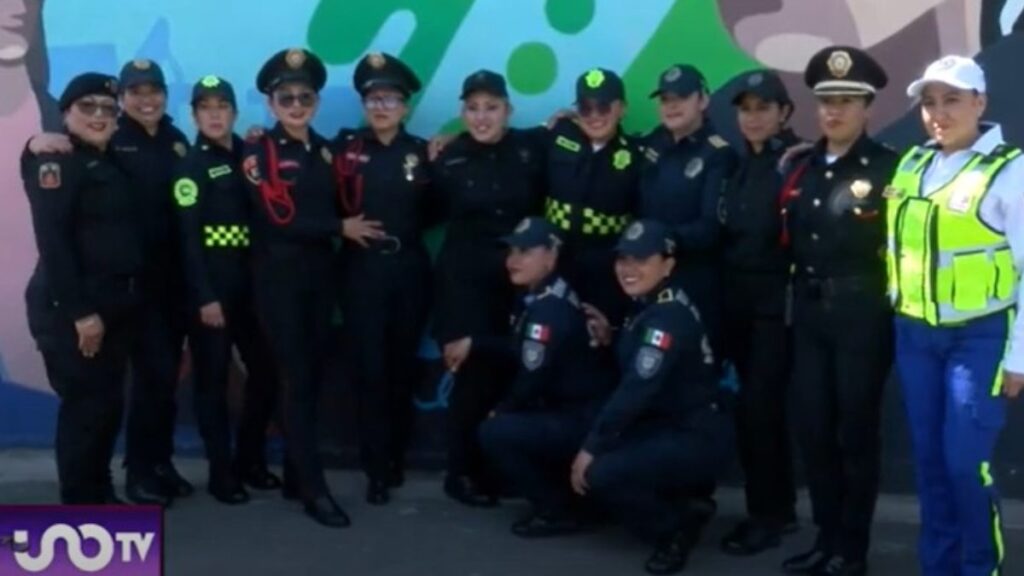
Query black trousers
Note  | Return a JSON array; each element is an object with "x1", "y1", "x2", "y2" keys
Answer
[
  {"x1": 27, "y1": 281, "x2": 136, "y2": 504},
  {"x1": 254, "y1": 252, "x2": 337, "y2": 500},
  {"x1": 560, "y1": 241, "x2": 627, "y2": 327},
  {"x1": 341, "y1": 249, "x2": 429, "y2": 482},
  {"x1": 723, "y1": 271, "x2": 796, "y2": 523},
  {"x1": 124, "y1": 276, "x2": 187, "y2": 472},
  {"x1": 791, "y1": 276, "x2": 892, "y2": 561},
  {"x1": 189, "y1": 271, "x2": 278, "y2": 473}
]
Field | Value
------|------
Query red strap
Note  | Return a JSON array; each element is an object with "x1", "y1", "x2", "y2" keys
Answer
[
  {"x1": 334, "y1": 138, "x2": 364, "y2": 215},
  {"x1": 258, "y1": 136, "x2": 296, "y2": 226},
  {"x1": 778, "y1": 160, "x2": 809, "y2": 248}
]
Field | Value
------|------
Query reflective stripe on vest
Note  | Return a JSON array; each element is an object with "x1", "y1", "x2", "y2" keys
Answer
[
  {"x1": 886, "y1": 144, "x2": 1021, "y2": 325},
  {"x1": 204, "y1": 224, "x2": 250, "y2": 248},
  {"x1": 544, "y1": 197, "x2": 629, "y2": 236}
]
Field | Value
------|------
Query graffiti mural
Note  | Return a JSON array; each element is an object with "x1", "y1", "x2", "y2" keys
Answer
[{"x1": 2, "y1": 1, "x2": 1023, "y2": 479}]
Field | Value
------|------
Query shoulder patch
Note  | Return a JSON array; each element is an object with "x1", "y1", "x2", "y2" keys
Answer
[
  {"x1": 38, "y1": 162, "x2": 61, "y2": 189},
  {"x1": 522, "y1": 341, "x2": 546, "y2": 371},
  {"x1": 708, "y1": 134, "x2": 729, "y2": 149},
  {"x1": 526, "y1": 323, "x2": 551, "y2": 342},
  {"x1": 635, "y1": 346, "x2": 665, "y2": 379},
  {"x1": 173, "y1": 142, "x2": 188, "y2": 158},
  {"x1": 174, "y1": 178, "x2": 199, "y2": 207}
]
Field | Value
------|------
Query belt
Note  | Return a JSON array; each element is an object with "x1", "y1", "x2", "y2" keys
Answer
[{"x1": 361, "y1": 235, "x2": 407, "y2": 255}]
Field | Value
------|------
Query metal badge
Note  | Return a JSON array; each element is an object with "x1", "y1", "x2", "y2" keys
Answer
[
  {"x1": 827, "y1": 50, "x2": 852, "y2": 78},
  {"x1": 613, "y1": 149, "x2": 632, "y2": 171},
  {"x1": 515, "y1": 218, "x2": 530, "y2": 233},
  {"x1": 748, "y1": 72, "x2": 763, "y2": 86},
  {"x1": 403, "y1": 153, "x2": 419, "y2": 181},
  {"x1": 685, "y1": 157, "x2": 704, "y2": 179},
  {"x1": 626, "y1": 221, "x2": 644, "y2": 240},
  {"x1": 321, "y1": 147, "x2": 333, "y2": 164},
  {"x1": 850, "y1": 179, "x2": 872, "y2": 199},
  {"x1": 174, "y1": 142, "x2": 187, "y2": 158},
  {"x1": 285, "y1": 49, "x2": 306, "y2": 70},
  {"x1": 522, "y1": 341, "x2": 546, "y2": 371},
  {"x1": 665, "y1": 66, "x2": 682, "y2": 82},
  {"x1": 635, "y1": 346, "x2": 664, "y2": 379},
  {"x1": 133, "y1": 58, "x2": 152, "y2": 70},
  {"x1": 368, "y1": 52, "x2": 386, "y2": 69},
  {"x1": 200, "y1": 75, "x2": 221, "y2": 88}
]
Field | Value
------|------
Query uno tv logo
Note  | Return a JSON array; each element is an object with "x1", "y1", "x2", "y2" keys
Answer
[{"x1": 1, "y1": 506, "x2": 162, "y2": 575}]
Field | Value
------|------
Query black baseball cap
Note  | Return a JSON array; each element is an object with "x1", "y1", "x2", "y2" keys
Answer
[
  {"x1": 575, "y1": 68, "x2": 625, "y2": 104},
  {"x1": 501, "y1": 217, "x2": 563, "y2": 250},
  {"x1": 650, "y1": 64, "x2": 707, "y2": 98},
  {"x1": 460, "y1": 69, "x2": 508, "y2": 99},
  {"x1": 119, "y1": 59, "x2": 166, "y2": 92},
  {"x1": 731, "y1": 69, "x2": 792, "y2": 106},
  {"x1": 191, "y1": 75, "x2": 237, "y2": 109},
  {"x1": 615, "y1": 220, "x2": 676, "y2": 258},
  {"x1": 59, "y1": 72, "x2": 119, "y2": 112}
]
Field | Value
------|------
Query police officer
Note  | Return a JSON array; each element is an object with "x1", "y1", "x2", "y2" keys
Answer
[
  {"x1": 638, "y1": 64, "x2": 737, "y2": 360},
  {"x1": 476, "y1": 217, "x2": 614, "y2": 537},
  {"x1": 890, "y1": 56, "x2": 1024, "y2": 576},
  {"x1": 433, "y1": 70, "x2": 546, "y2": 507},
  {"x1": 543, "y1": 68, "x2": 641, "y2": 328},
  {"x1": 780, "y1": 47, "x2": 897, "y2": 576},
  {"x1": 570, "y1": 220, "x2": 733, "y2": 575},
  {"x1": 22, "y1": 73, "x2": 142, "y2": 504},
  {"x1": 719, "y1": 70, "x2": 800, "y2": 555},
  {"x1": 174, "y1": 75, "x2": 281, "y2": 505},
  {"x1": 245, "y1": 48, "x2": 349, "y2": 527},
  {"x1": 27, "y1": 59, "x2": 194, "y2": 506},
  {"x1": 335, "y1": 52, "x2": 434, "y2": 506}
]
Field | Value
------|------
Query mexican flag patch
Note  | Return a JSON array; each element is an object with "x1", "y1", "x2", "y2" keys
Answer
[
  {"x1": 527, "y1": 323, "x2": 550, "y2": 342},
  {"x1": 643, "y1": 328, "x2": 672, "y2": 350}
]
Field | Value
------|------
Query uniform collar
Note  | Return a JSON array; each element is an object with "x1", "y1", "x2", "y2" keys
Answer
[
  {"x1": 68, "y1": 132, "x2": 108, "y2": 157},
  {"x1": 356, "y1": 125, "x2": 412, "y2": 146},
  {"x1": 924, "y1": 122, "x2": 1004, "y2": 155},
  {"x1": 118, "y1": 113, "x2": 173, "y2": 138},
  {"x1": 653, "y1": 120, "x2": 709, "y2": 148},
  {"x1": 195, "y1": 132, "x2": 242, "y2": 156},
  {"x1": 525, "y1": 274, "x2": 566, "y2": 305},
  {"x1": 270, "y1": 123, "x2": 325, "y2": 147},
  {"x1": 811, "y1": 131, "x2": 875, "y2": 165}
]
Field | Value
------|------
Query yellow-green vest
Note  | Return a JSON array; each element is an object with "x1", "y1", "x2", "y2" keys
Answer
[{"x1": 886, "y1": 143, "x2": 1021, "y2": 325}]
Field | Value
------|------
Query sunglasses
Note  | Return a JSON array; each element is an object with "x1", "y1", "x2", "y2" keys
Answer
[
  {"x1": 576, "y1": 101, "x2": 614, "y2": 117},
  {"x1": 274, "y1": 91, "x2": 317, "y2": 109},
  {"x1": 74, "y1": 100, "x2": 119, "y2": 118},
  {"x1": 363, "y1": 95, "x2": 405, "y2": 111}
]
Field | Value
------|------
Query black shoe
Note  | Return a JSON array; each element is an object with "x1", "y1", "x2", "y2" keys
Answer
[
  {"x1": 208, "y1": 471, "x2": 250, "y2": 506},
  {"x1": 782, "y1": 547, "x2": 831, "y2": 574},
  {"x1": 389, "y1": 464, "x2": 405, "y2": 488},
  {"x1": 689, "y1": 496, "x2": 717, "y2": 527},
  {"x1": 510, "y1": 513, "x2": 583, "y2": 539},
  {"x1": 238, "y1": 465, "x2": 283, "y2": 491},
  {"x1": 126, "y1": 470, "x2": 173, "y2": 507},
  {"x1": 818, "y1": 556, "x2": 867, "y2": 576},
  {"x1": 304, "y1": 494, "x2": 351, "y2": 528},
  {"x1": 366, "y1": 479, "x2": 390, "y2": 506},
  {"x1": 645, "y1": 531, "x2": 695, "y2": 575},
  {"x1": 443, "y1": 475, "x2": 498, "y2": 508},
  {"x1": 153, "y1": 463, "x2": 194, "y2": 498},
  {"x1": 720, "y1": 519, "x2": 783, "y2": 556}
]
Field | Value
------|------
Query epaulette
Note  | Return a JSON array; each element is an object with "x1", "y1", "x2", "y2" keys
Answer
[{"x1": 708, "y1": 134, "x2": 729, "y2": 149}]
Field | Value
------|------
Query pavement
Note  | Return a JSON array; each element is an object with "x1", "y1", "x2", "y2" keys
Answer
[{"x1": 0, "y1": 449, "x2": 1022, "y2": 576}]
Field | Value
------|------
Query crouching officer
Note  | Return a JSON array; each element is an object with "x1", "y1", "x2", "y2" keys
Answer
[
  {"x1": 570, "y1": 220, "x2": 734, "y2": 575},
  {"x1": 336, "y1": 53, "x2": 434, "y2": 505},
  {"x1": 475, "y1": 217, "x2": 614, "y2": 538},
  {"x1": 246, "y1": 48, "x2": 349, "y2": 527},
  {"x1": 22, "y1": 73, "x2": 143, "y2": 504},
  {"x1": 175, "y1": 75, "x2": 281, "y2": 505}
]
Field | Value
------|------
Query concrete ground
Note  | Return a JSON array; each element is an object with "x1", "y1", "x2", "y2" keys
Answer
[{"x1": 1, "y1": 449, "x2": 1022, "y2": 576}]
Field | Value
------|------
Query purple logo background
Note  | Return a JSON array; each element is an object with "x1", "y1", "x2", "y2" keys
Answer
[{"x1": 0, "y1": 506, "x2": 162, "y2": 575}]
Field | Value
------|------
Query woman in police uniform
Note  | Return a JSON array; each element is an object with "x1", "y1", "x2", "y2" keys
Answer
[
  {"x1": 779, "y1": 47, "x2": 898, "y2": 576},
  {"x1": 890, "y1": 55, "x2": 1024, "y2": 576},
  {"x1": 433, "y1": 69, "x2": 546, "y2": 507}
]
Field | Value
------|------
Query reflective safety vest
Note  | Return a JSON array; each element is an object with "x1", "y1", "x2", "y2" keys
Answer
[{"x1": 886, "y1": 143, "x2": 1021, "y2": 325}]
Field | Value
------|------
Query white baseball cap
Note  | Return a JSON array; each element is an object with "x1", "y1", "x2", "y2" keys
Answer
[{"x1": 906, "y1": 55, "x2": 986, "y2": 99}]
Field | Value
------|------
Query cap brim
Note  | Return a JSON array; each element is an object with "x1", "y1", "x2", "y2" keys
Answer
[
  {"x1": 267, "y1": 71, "x2": 317, "y2": 92},
  {"x1": 906, "y1": 76, "x2": 978, "y2": 99},
  {"x1": 460, "y1": 87, "x2": 507, "y2": 100},
  {"x1": 813, "y1": 80, "x2": 875, "y2": 96},
  {"x1": 650, "y1": 87, "x2": 701, "y2": 99},
  {"x1": 121, "y1": 78, "x2": 166, "y2": 91},
  {"x1": 360, "y1": 78, "x2": 410, "y2": 96}
]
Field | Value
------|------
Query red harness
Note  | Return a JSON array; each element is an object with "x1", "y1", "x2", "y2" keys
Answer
[
  {"x1": 256, "y1": 136, "x2": 353, "y2": 225},
  {"x1": 778, "y1": 159, "x2": 809, "y2": 248},
  {"x1": 334, "y1": 137, "x2": 365, "y2": 216}
]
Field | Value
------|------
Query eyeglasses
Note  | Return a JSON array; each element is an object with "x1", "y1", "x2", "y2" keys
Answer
[
  {"x1": 274, "y1": 91, "x2": 317, "y2": 109},
  {"x1": 74, "y1": 101, "x2": 119, "y2": 118},
  {"x1": 363, "y1": 95, "x2": 405, "y2": 111},
  {"x1": 576, "y1": 101, "x2": 614, "y2": 118}
]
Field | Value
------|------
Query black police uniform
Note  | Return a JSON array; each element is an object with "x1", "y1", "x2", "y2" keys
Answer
[
  {"x1": 583, "y1": 220, "x2": 734, "y2": 575},
  {"x1": 478, "y1": 218, "x2": 614, "y2": 535},
  {"x1": 543, "y1": 68, "x2": 640, "y2": 327},
  {"x1": 245, "y1": 48, "x2": 349, "y2": 527},
  {"x1": 639, "y1": 65, "x2": 738, "y2": 363},
  {"x1": 719, "y1": 70, "x2": 800, "y2": 552},
  {"x1": 22, "y1": 74, "x2": 143, "y2": 504},
  {"x1": 336, "y1": 53, "x2": 435, "y2": 503},
  {"x1": 174, "y1": 76, "x2": 279, "y2": 503},
  {"x1": 432, "y1": 70, "x2": 547, "y2": 504},
  {"x1": 780, "y1": 47, "x2": 896, "y2": 574},
  {"x1": 110, "y1": 60, "x2": 194, "y2": 503}
]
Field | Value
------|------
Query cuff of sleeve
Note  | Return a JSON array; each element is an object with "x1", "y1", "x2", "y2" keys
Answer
[{"x1": 67, "y1": 300, "x2": 97, "y2": 324}]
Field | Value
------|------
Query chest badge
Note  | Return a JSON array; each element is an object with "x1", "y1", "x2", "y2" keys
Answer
[
  {"x1": 173, "y1": 142, "x2": 187, "y2": 158},
  {"x1": 613, "y1": 149, "x2": 632, "y2": 171},
  {"x1": 685, "y1": 157, "x2": 704, "y2": 179},
  {"x1": 321, "y1": 147, "x2": 333, "y2": 165},
  {"x1": 850, "y1": 179, "x2": 872, "y2": 199},
  {"x1": 947, "y1": 172, "x2": 986, "y2": 214},
  {"x1": 403, "y1": 153, "x2": 419, "y2": 182},
  {"x1": 882, "y1": 185, "x2": 902, "y2": 199}
]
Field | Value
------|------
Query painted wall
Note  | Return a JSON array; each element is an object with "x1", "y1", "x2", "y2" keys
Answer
[{"x1": 1, "y1": 0, "x2": 1022, "y2": 490}]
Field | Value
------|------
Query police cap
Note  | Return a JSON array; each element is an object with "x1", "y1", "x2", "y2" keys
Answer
[
  {"x1": 353, "y1": 52, "x2": 421, "y2": 97},
  {"x1": 576, "y1": 68, "x2": 625, "y2": 104},
  {"x1": 803, "y1": 46, "x2": 887, "y2": 96},
  {"x1": 191, "y1": 75, "x2": 237, "y2": 109},
  {"x1": 256, "y1": 48, "x2": 327, "y2": 94},
  {"x1": 59, "y1": 72, "x2": 119, "y2": 112},
  {"x1": 615, "y1": 220, "x2": 676, "y2": 259}
]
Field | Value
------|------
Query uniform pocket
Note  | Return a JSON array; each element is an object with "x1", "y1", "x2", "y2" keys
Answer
[{"x1": 951, "y1": 251, "x2": 993, "y2": 312}]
